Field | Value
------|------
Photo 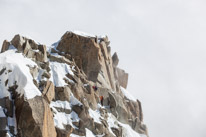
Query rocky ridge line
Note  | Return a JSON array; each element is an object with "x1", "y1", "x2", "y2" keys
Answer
[{"x1": 0, "y1": 31, "x2": 148, "y2": 137}]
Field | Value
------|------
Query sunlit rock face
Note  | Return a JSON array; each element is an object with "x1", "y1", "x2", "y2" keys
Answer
[{"x1": 0, "y1": 31, "x2": 148, "y2": 137}]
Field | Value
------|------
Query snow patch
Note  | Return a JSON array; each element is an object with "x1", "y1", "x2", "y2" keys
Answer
[
  {"x1": 0, "y1": 50, "x2": 41, "y2": 99},
  {"x1": 119, "y1": 122, "x2": 141, "y2": 137},
  {"x1": 70, "y1": 93, "x2": 82, "y2": 106},
  {"x1": 70, "y1": 134, "x2": 85, "y2": 137},
  {"x1": 0, "y1": 106, "x2": 6, "y2": 117},
  {"x1": 120, "y1": 86, "x2": 136, "y2": 102},
  {"x1": 50, "y1": 100, "x2": 71, "y2": 110},
  {"x1": 51, "y1": 109, "x2": 79, "y2": 129},
  {"x1": 72, "y1": 31, "x2": 96, "y2": 38},
  {"x1": 88, "y1": 108, "x2": 102, "y2": 124},
  {"x1": 85, "y1": 128, "x2": 95, "y2": 137},
  {"x1": 50, "y1": 94, "x2": 82, "y2": 130},
  {"x1": 49, "y1": 62, "x2": 74, "y2": 87}
]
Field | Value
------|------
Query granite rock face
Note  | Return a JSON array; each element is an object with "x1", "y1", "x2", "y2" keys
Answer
[{"x1": 0, "y1": 31, "x2": 148, "y2": 137}]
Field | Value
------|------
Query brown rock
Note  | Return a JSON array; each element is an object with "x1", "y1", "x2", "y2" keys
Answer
[
  {"x1": 83, "y1": 85, "x2": 98, "y2": 110},
  {"x1": 38, "y1": 45, "x2": 47, "y2": 62},
  {"x1": 0, "y1": 117, "x2": 7, "y2": 130},
  {"x1": 1, "y1": 40, "x2": 10, "y2": 53},
  {"x1": 42, "y1": 71, "x2": 51, "y2": 79},
  {"x1": 11, "y1": 34, "x2": 25, "y2": 51},
  {"x1": 35, "y1": 51, "x2": 46, "y2": 62},
  {"x1": 42, "y1": 81, "x2": 55, "y2": 103},
  {"x1": 29, "y1": 65, "x2": 39, "y2": 79},
  {"x1": 55, "y1": 86, "x2": 71, "y2": 101},
  {"x1": 28, "y1": 39, "x2": 38, "y2": 50},
  {"x1": 26, "y1": 49, "x2": 36, "y2": 59},
  {"x1": 56, "y1": 32, "x2": 116, "y2": 90},
  {"x1": 111, "y1": 127, "x2": 122, "y2": 137},
  {"x1": 0, "y1": 131, "x2": 7, "y2": 137},
  {"x1": 116, "y1": 67, "x2": 128, "y2": 89},
  {"x1": 56, "y1": 126, "x2": 73, "y2": 137},
  {"x1": 0, "y1": 97, "x2": 13, "y2": 117},
  {"x1": 23, "y1": 41, "x2": 32, "y2": 55},
  {"x1": 16, "y1": 96, "x2": 57, "y2": 137},
  {"x1": 112, "y1": 52, "x2": 119, "y2": 67},
  {"x1": 49, "y1": 55, "x2": 72, "y2": 65}
]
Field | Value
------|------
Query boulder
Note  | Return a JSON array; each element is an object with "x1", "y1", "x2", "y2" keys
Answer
[
  {"x1": 35, "y1": 51, "x2": 47, "y2": 62},
  {"x1": 42, "y1": 81, "x2": 55, "y2": 103},
  {"x1": 1, "y1": 40, "x2": 10, "y2": 53},
  {"x1": 11, "y1": 34, "x2": 25, "y2": 51},
  {"x1": 112, "y1": 52, "x2": 119, "y2": 67},
  {"x1": 37, "y1": 45, "x2": 47, "y2": 62},
  {"x1": 15, "y1": 96, "x2": 57, "y2": 137},
  {"x1": 9, "y1": 34, "x2": 47, "y2": 62},
  {"x1": 55, "y1": 86, "x2": 71, "y2": 101}
]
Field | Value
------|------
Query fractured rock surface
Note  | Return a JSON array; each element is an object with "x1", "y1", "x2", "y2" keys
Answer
[{"x1": 0, "y1": 31, "x2": 148, "y2": 137}]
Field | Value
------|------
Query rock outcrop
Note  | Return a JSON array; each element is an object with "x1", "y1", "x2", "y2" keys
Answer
[{"x1": 0, "y1": 31, "x2": 148, "y2": 137}]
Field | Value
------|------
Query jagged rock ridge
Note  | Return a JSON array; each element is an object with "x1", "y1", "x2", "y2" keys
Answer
[{"x1": 0, "y1": 31, "x2": 148, "y2": 137}]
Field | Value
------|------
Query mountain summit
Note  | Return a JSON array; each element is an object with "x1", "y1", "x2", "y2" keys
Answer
[{"x1": 0, "y1": 31, "x2": 148, "y2": 137}]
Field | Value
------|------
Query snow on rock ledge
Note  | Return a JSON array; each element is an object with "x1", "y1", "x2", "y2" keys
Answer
[
  {"x1": 0, "y1": 49, "x2": 41, "y2": 99},
  {"x1": 120, "y1": 86, "x2": 137, "y2": 102}
]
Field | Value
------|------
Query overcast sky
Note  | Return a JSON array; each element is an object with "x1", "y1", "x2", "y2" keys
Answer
[{"x1": 1, "y1": 0, "x2": 206, "y2": 137}]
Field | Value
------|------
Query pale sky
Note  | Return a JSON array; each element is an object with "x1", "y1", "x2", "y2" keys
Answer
[{"x1": 0, "y1": 0, "x2": 206, "y2": 137}]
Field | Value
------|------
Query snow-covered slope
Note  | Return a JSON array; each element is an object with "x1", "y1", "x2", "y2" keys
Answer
[{"x1": 0, "y1": 49, "x2": 41, "y2": 99}]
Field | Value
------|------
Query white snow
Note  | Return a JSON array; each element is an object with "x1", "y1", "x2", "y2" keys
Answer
[
  {"x1": 50, "y1": 100, "x2": 71, "y2": 110},
  {"x1": 0, "y1": 106, "x2": 6, "y2": 117},
  {"x1": 6, "y1": 132, "x2": 12, "y2": 137},
  {"x1": 0, "y1": 49, "x2": 41, "y2": 99},
  {"x1": 49, "y1": 62, "x2": 74, "y2": 87},
  {"x1": 106, "y1": 112, "x2": 145, "y2": 137},
  {"x1": 120, "y1": 86, "x2": 137, "y2": 102},
  {"x1": 140, "y1": 134, "x2": 148, "y2": 137},
  {"x1": 48, "y1": 40, "x2": 60, "y2": 52},
  {"x1": 72, "y1": 30, "x2": 96, "y2": 38},
  {"x1": 70, "y1": 94, "x2": 82, "y2": 106},
  {"x1": 88, "y1": 108, "x2": 102, "y2": 124},
  {"x1": 52, "y1": 109, "x2": 79, "y2": 129},
  {"x1": 8, "y1": 117, "x2": 16, "y2": 126},
  {"x1": 119, "y1": 122, "x2": 141, "y2": 137},
  {"x1": 85, "y1": 128, "x2": 96, "y2": 137},
  {"x1": 70, "y1": 134, "x2": 85, "y2": 137},
  {"x1": 107, "y1": 113, "x2": 119, "y2": 129},
  {"x1": 50, "y1": 94, "x2": 82, "y2": 130},
  {"x1": 35, "y1": 69, "x2": 45, "y2": 83}
]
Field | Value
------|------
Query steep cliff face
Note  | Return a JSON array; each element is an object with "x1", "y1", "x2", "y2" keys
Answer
[{"x1": 0, "y1": 31, "x2": 148, "y2": 137}]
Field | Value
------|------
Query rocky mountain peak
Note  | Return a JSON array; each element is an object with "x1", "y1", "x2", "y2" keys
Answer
[{"x1": 0, "y1": 31, "x2": 148, "y2": 137}]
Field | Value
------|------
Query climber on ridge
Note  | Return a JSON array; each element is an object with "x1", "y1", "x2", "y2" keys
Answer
[
  {"x1": 92, "y1": 85, "x2": 98, "y2": 91},
  {"x1": 100, "y1": 96, "x2": 104, "y2": 106}
]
